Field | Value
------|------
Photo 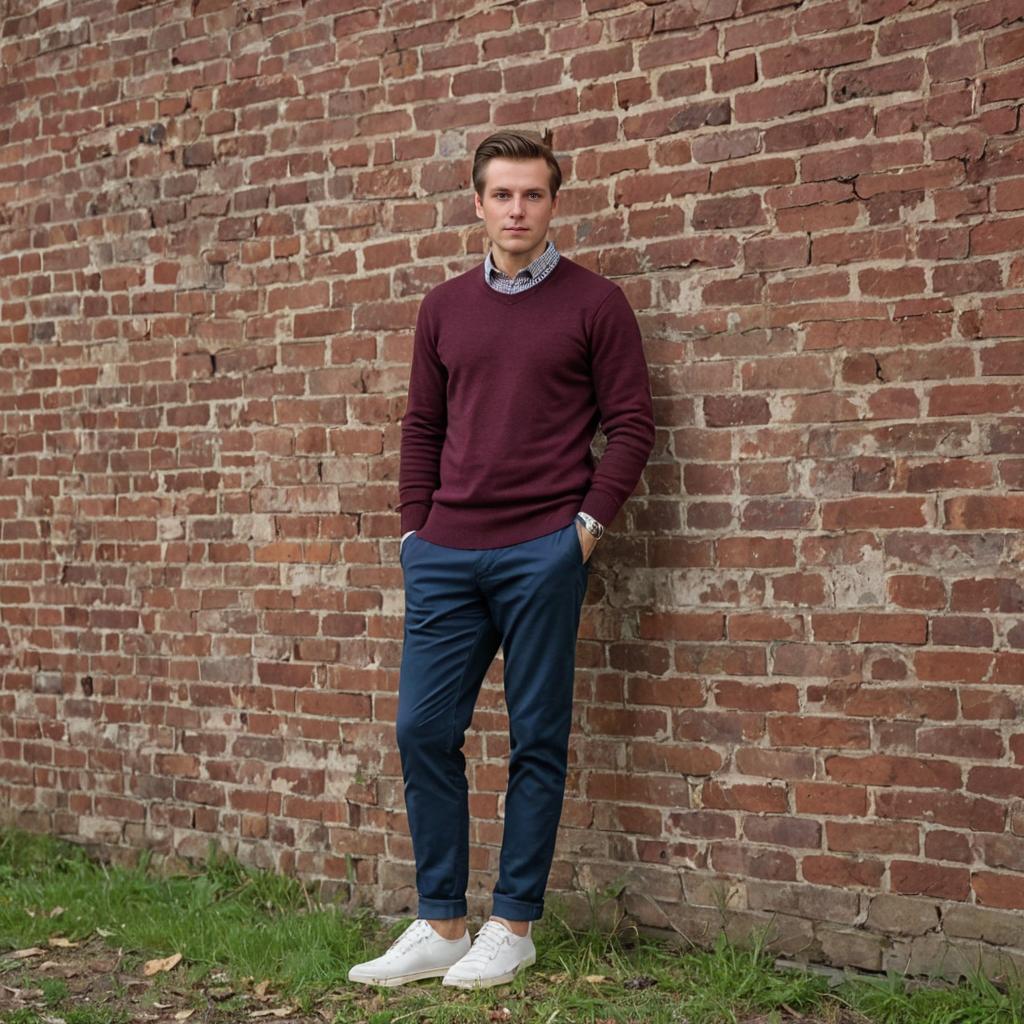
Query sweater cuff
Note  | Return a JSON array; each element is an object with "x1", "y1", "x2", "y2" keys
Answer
[
  {"x1": 399, "y1": 501, "x2": 431, "y2": 534},
  {"x1": 579, "y1": 491, "x2": 621, "y2": 531}
]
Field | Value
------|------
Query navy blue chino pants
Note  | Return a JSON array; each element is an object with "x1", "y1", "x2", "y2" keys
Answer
[{"x1": 396, "y1": 519, "x2": 592, "y2": 923}]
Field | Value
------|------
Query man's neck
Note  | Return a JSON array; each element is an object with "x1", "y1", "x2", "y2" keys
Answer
[{"x1": 490, "y1": 239, "x2": 547, "y2": 277}]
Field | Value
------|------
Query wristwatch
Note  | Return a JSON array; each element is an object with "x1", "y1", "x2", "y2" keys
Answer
[{"x1": 575, "y1": 511, "x2": 605, "y2": 540}]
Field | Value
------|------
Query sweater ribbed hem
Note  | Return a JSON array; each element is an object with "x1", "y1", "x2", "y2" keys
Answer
[{"x1": 414, "y1": 503, "x2": 581, "y2": 550}]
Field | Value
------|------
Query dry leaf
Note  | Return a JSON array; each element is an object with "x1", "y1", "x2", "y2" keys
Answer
[
  {"x1": 49, "y1": 906, "x2": 66, "y2": 917},
  {"x1": 48, "y1": 937, "x2": 78, "y2": 948},
  {"x1": 583, "y1": 974, "x2": 608, "y2": 983},
  {"x1": 5, "y1": 985, "x2": 44, "y2": 999},
  {"x1": 254, "y1": 979, "x2": 272, "y2": 997},
  {"x1": 95, "y1": 927, "x2": 116, "y2": 937},
  {"x1": 143, "y1": 952, "x2": 183, "y2": 976},
  {"x1": 173, "y1": 1011, "x2": 195, "y2": 1021},
  {"x1": 249, "y1": 1008, "x2": 297, "y2": 1019},
  {"x1": 4, "y1": 947, "x2": 47, "y2": 960}
]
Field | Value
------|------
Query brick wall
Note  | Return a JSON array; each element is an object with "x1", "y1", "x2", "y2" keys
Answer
[{"x1": 2, "y1": 0, "x2": 1023, "y2": 982}]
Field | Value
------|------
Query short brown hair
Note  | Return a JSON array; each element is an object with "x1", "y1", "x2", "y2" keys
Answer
[{"x1": 472, "y1": 130, "x2": 563, "y2": 200}]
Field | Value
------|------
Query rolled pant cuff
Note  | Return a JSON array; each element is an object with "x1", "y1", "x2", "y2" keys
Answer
[
  {"x1": 417, "y1": 896, "x2": 467, "y2": 920},
  {"x1": 491, "y1": 894, "x2": 543, "y2": 922}
]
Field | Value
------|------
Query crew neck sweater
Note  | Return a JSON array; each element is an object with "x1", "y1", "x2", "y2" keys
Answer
[{"x1": 397, "y1": 254, "x2": 656, "y2": 550}]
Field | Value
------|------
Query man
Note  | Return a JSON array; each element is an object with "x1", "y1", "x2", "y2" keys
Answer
[{"x1": 348, "y1": 130, "x2": 655, "y2": 990}]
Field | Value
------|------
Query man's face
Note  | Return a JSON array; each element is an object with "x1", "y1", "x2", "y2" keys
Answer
[{"x1": 474, "y1": 157, "x2": 558, "y2": 266}]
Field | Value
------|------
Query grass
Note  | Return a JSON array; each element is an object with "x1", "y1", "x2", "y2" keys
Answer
[{"x1": 0, "y1": 826, "x2": 1021, "y2": 1023}]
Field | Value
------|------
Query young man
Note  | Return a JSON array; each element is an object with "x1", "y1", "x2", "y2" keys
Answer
[{"x1": 348, "y1": 130, "x2": 655, "y2": 990}]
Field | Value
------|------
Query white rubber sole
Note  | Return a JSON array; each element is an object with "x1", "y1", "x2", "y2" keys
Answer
[
  {"x1": 441, "y1": 951, "x2": 537, "y2": 989},
  {"x1": 348, "y1": 964, "x2": 455, "y2": 987}
]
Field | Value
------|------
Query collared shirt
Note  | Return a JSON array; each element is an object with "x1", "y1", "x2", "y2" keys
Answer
[{"x1": 484, "y1": 239, "x2": 560, "y2": 294}]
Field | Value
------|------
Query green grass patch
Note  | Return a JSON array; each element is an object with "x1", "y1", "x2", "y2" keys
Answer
[{"x1": 1, "y1": 826, "x2": 1022, "y2": 1024}]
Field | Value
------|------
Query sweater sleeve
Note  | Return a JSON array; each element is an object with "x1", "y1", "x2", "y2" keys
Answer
[
  {"x1": 579, "y1": 286, "x2": 656, "y2": 529},
  {"x1": 398, "y1": 293, "x2": 447, "y2": 533}
]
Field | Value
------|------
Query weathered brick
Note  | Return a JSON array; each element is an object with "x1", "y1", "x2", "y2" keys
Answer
[
  {"x1": 944, "y1": 903, "x2": 1024, "y2": 946},
  {"x1": 747, "y1": 880, "x2": 860, "y2": 924},
  {"x1": 865, "y1": 893, "x2": 940, "y2": 935},
  {"x1": 817, "y1": 924, "x2": 885, "y2": 971}
]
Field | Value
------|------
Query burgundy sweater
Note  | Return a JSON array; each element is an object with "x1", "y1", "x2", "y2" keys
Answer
[{"x1": 398, "y1": 255, "x2": 655, "y2": 549}]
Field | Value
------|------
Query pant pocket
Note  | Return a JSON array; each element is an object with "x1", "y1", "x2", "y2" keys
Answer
[
  {"x1": 569, "y1": 521, "x2": 585, "y2": 565},
  {"x1": 400, "y1": 531, "x2": 416, "y2": 566}
]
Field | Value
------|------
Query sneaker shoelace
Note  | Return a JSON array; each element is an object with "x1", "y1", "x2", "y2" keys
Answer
[
  {"x1": 385, "y1": 919, "x2": 433, "y2": 956},
  {"x1": 459, "y1": 921, "x2": 515, "y2": 967}
]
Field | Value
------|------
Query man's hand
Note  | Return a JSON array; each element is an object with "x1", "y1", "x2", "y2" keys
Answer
[{"x1": 575, "y1": 519, "x2": 598, "y2": 563}]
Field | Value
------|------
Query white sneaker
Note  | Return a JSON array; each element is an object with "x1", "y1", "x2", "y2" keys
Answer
[
  {"x1": 347, "y1": 918, "x2": 471, "y2": 987},
  {"x1": 442, "y1": 919, "x2": 536, "y2": 989}
]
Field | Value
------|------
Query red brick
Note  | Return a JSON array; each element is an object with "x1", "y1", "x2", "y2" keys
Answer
[
  {"x1": 713, "y1": 679, "x2": 799, "y2": 712},
  {"x1": 890, "y1": 861, "x2": 971, "y2": 900},
  {"x1": 844, "y1": 685, "x2": 958, "y2": 720},
  {"x1": 973, "y1": 871, "x2": 1024, "y2": 910},
  {"x1": 704, "y1": 394, "x2": 771, "y2": 426},
  {"x1": 826, "y1": 753, "x2": 962, "y2": 789},
  {"x1": 821, "y1": 497, "x2": 928, "y2": 529},
  {"x1": 769, "y1": 715, "x2": 870, "y2": 749},
  {"x1": 729, "y1": 613, "x2": 805, "y2": 641},
  {"x1": 630, "y1": 741, "x2": 722, "y2": 776},
  {"x1": 827, "y1": 820, "x2": 920, "y2": 854},
  {"x1": 812, "y1": 613, "x2": 927, "y2": 644},
  {"x1": 770, "y1": 577, "x2": 827, "y2": 606},
  {"x1": 924, "y1": 830, "x2": 972, "y2": 863},
  {"x1": 803, "y1": 855, "x2": 885, "y2": 888},
  {"x1": 967, "y1": 766, "x2": 1024, "y2": 799},
  {"x1": 888, "y1": 575, "x2": 947, "y2": 609},
  {"x1": 945, "y1": 495, "x2": 1024, "y2": 529},
  {"x1": 735, "y1": 748, "x2": 816, "y2": 780},
  {"x1": 743, "y1": 815, "x2": 822, "y2": 848},
  {"x1": 710, "y1": 843, "x2": 798, "y2": 881},
  {"x1": 701, "y1": 780, "x2": 788, "y2": 813},
  {"x1": 668, "y1": 809, "x2": 735, "y2": 839},
  {"x1": 638, "y1": 611, "x2": 725, "y2": 641},
  {"x1": 877, "y1": 789, "x2": 1005, "y2": 831},
  {"x1": 717, "y1": 537, "x2": 796, "y2": 567},
  {"x1": 915, "y1": 650, "x2": 993, "y2": 683},
  {"x1": 587, "y1": 706, "x2": 669, "y2": 738},
  {"x1": 795, "y1": 782, "x2": 868, "y2": 816},
  {"x1": 921, "y1": 729, "x2": 999, "y2": 761}
]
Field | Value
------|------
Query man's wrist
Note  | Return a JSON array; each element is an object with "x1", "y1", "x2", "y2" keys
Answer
[{"x1": 575, "y1": 511, "x2": 604, "y2": 540}]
